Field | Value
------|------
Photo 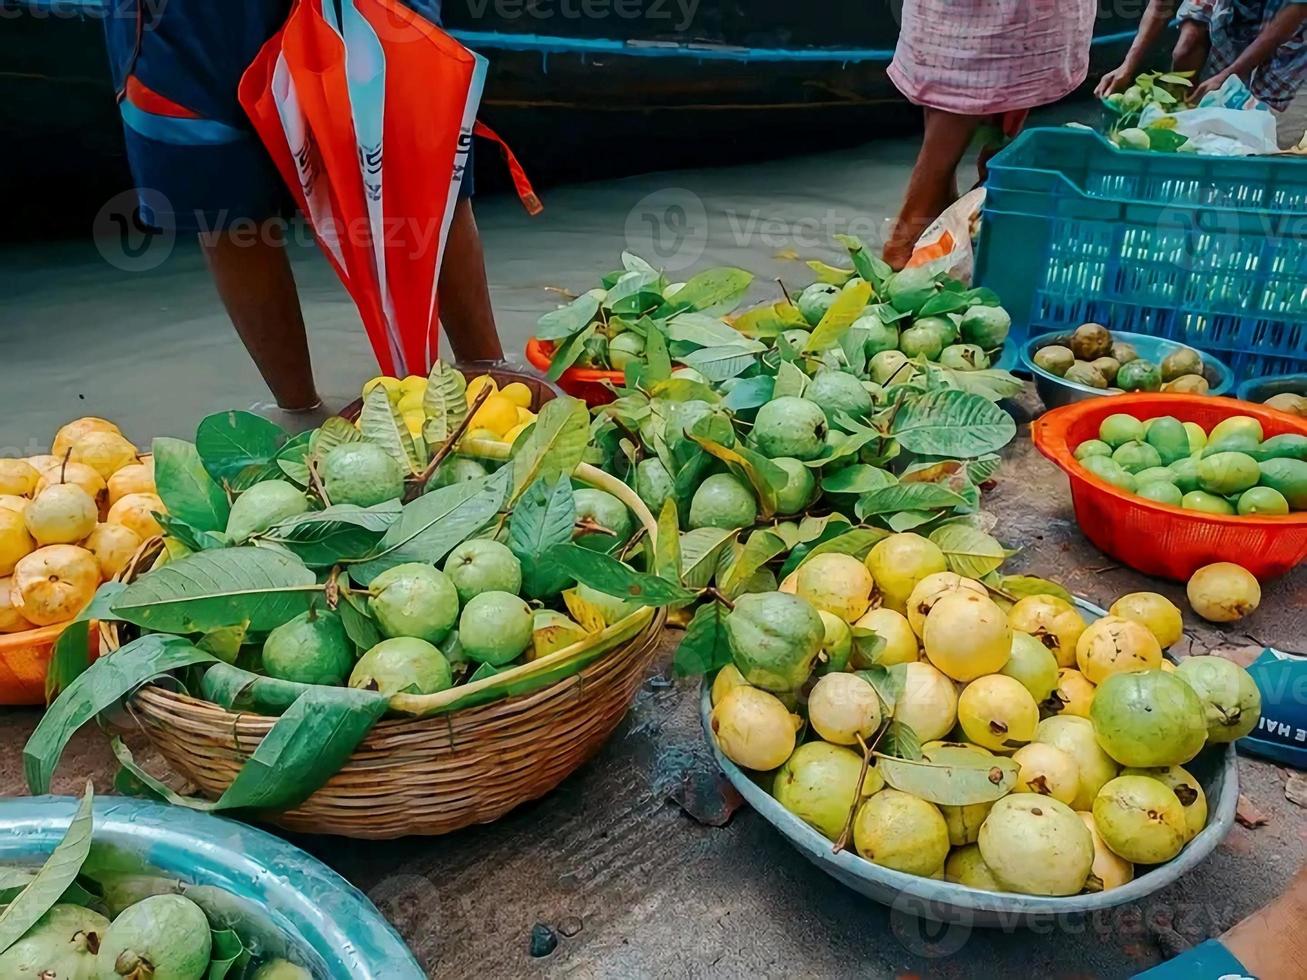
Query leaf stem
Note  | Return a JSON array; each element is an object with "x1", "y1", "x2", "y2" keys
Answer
[
  {"x1": 834, "y1": 727, "x2": 885, "y2": 854},
  {"x1": 408, "y1": 386, "x2": 493, "y2": 502},
  {"x1": 308, "y1": 457, "x2": 332, "y2": 508},
  {"x1": 705, "y1": 588, "x2": 735, "y2": 612}
]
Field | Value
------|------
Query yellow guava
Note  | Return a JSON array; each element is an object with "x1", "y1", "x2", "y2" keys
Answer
[
  {"x1": 1047, "y1": 668, "x2": 1096, "y2": 718},
  {"x1": 1035, "y1": 715, "x2": 1120, "y2": 811},
  {"x1": 84, "y1": 522, "x2": 142, "y2": 580},
  {"x1": 710, "y1": 686, "x2": 798, "y2": 771},
  {"x1": 0, "y1": 507, "x2": 35, "y2": 576},
  {"x1": 0, "y1": 458, "x2": 39, "y2": 497},
  {"x1": 24, "y1": 484, "x2": 98, "y2": 546},
  {"x1": 957, "y1": 674, "x2": 1038, "y2": 753},
  {"x1": 1186, "y1": 562, "x2": 1261, "y2": 623},
  {"x1": 978, "y1": 794, "x2": 1094, "y2": 896},
  {"x1": 1007, "y1": 594, "x2": 1087, "y2": 668},
  {"x1": 1075, "y1": 616, "x2": 1162, "y2": 684},
  {"x1": 710, "y1": 663, "x2": 750, "y2": 706},
  {"x1": 773, "y1": 741, "x2": 881, "y2": 840},
  {"x1": 778, "y1": 570, "x2": 798, "y2": 594},
  {"x1": 853, "y1": 788, "x2": 950, "y2": 876},
  {"x1": 69, "y1": 430, "x2": 138, "y2": 480},
  {"x1": 0, "y1": 495, "x2": 29, "y2": 516},
  {"x1": 1092, "y1": 775, "x2": 1187, "y2": 864},
  {"x1": 35, "y1": 461, "x2": 106, "y2": 508},
  {"x1": 864, "y1": 532, "x2": 947, "y2": 614},
  {"x1": 52, "y1": 416, "x2": 121, "y2": 458},
  {"x1": 108, "y1": 461, "x2": 156, "y2": 506},
  {"x1": 1120, "y1": 764, "x2": 1207, "y2": 843},
  {"x1": 922, "y1": 591, "x2": 1012, "y2": 681},
  {"x1": 807, "y1": 671, "x2": 882, "y2": 745},
  {"x1": 796, "y1": 553, "x2": 874, "y2": 623},
  {"x1": 107, "y1": 492, "x2": 166, "y2": 541},
  {"x1": 0, "y1": 576, "x2": 33, "y2": 633},
  {"x1": 1109, "y1": 592, "x2": 1184, "y2": 648},
  {"x1": 944, "y1": 843, "x2": 1005, "y2": 892},
  {"x1": 1012, "y1": 742, "x2": 1080, "y2": 805},
  {"x1": 852, "y1": 607, "x2": 918, "y2": 667},
  {"x1": 11, "y1": 545, "x2": 101, "y2": 625},
  {"x1": 888, "y1": 661, "x2": 958, "y2": 742},
  {"x1": 1077, "y1": 811, "x2": 1134, "y2": 892},
  {"x1": 905, "y1": 571, "x2": 987, "y2": 637}
]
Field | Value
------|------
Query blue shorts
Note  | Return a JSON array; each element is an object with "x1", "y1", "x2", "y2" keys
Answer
[{"x1": 104, "y1": 0, "x2": 468, "y2": 234}]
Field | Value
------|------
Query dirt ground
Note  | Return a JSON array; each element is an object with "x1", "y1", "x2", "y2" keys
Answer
[{"x1": 2, "y1": 389, "x2": 1303, "y2": 979}]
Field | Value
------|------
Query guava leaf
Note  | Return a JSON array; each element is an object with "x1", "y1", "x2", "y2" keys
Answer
[
  {"x1": 932, "y1": 367, "x2": 1025, "y2": 403},
  {"x1": 804, "y1": 279, "x2": 873, "y2": 352},
  {"x1": 679, "y1": 528, "x2": 737, "y2": 589},
  {"x1": 877, "y1": 750, "x2": 1018, "y2": 806},
  {"x1": 662, "y1": 267, "x2": 753, "y2": 315},
  {"x1": 793, "y1": 528, "x2": 887, "y2": 570},
  {"x1": 259, "y1": 501, "x2": 402, "y2": 567},
  {"x1": 850, "y1": 626, "x2": 887, "y2": 667},
  {"x1": 511, "y1": 397, "x2": 590, "y2": 501},
  {"x1": 890, "y1": 389, "x2": 1016, "y2": 458},
  {"x1": 508, "y1": 474, "x2": 576, "y2": 600},
  {"x1": 678, "y1": 345, "x2": 762, "y2": 382},
  {"x1": 917, "y1": 291, "x2": 969, "y2": 317},
  {"x1": 197, "y1": 622, "x2": 248, "y2": 665},
  {"x1": 803, "y1": 427, "x2": 878, "y2": 469},
  {"x1": 820, "y1": 464, "x2": 897, "y2": 495},
  {"x1": 308, "y1": 417, "x2": 363, "y2": 467},
  {"x1": 857, "y1": 482, "x2": 967, "y2": 516},
  {"x1": 153, "y1": 437, "x2": 230, "y2": 533},
  {"x1": 929, "y1": 524, "x2": 1008, "y2": 579},
  {"x1": 805, "y1": 259, "x2": 854, "y2": 285},
  {"x1": 543, "y1": 544, "x2": 696, "y2": 607},
  {"x1": 856, "y1": 666, "x2": 904, "y2": 716},
  {"x1": 156, "y1": 514, "x2": 227, "y2": 553},
  {"x1": 0, "y1": 782, "x2": 95, "y2": 957},
  {"x1": 655, "y1": 498, "x2": 683, "y2": 586},
  {"x1": 722, "y1": 376, "x2": 774, "y2": 412},
  {"x1": 649, "y1": 376, "x2": 720, "y2": 404},
  {"x1": 45, "y1": 581, "x2": 125, "y2": 701},
  {"x1": 422, "y1": 360, "x2": 469, "y2": 444},
  {"x1": 718, "y1": 530, "x2": 786, "y2": 601},
  {"x1": 994, "y1": 574, "x2": 1074, "y2": 605},
  {"x1": 623, "y1": 250, "x2": 659, "y2": 275},
  {"x1": 350, "y1": 468, "x2": 510, "y2": 584},
  {"x1": 885, "y1": 510, "x2": 937, "y2": 532},
  {"x1": 605, "y1": 268, "x2": 663, "y2": 314},
  {"x1": 546, "y1": 323, "x2": 597, "y2": 382},
  {"x1": 772, "y1": 360, "x2": 808, "y2": 399},
  {"x1": 536, "y1": 292, "x2": 600, "y2": 341},
  {"x1": 561, "y1": 588, "x2": 610, "y2": 634},
  {"x1": 643, "y1": 319, "x2": 673, "y2": 383},
  {"x1": 732, "y1": 300, "x2": 805, "y2": 339},
  {"x1": 835, "y1": 234, "x2": 893, "y2": 288},
  {"x1": 195, "y1": 411, "x2": 289, "y2": 490},
  {"x1": 667, "y1": 312, "x2": 754, "y2": 349},
  {"x1": 673, "y1": 601, "x2": 731, "y2": 676},
  {"x1": 26, "y1": 635, "x2": 214, "y2": 794},
  {"x1": 359, "y1": 387, "x2": 422, "y2": 475},
  {"x1": 689, "y1": 425, "x2": 786, "y2": 520},
  {"x1": 207, "y1": 927, "x2": 251, "y2": 979},
  {"x1": 274, "y1": 430, "x2": 314, "y2": 485},
  {"x1": 878, "y1": 721, "x2": 922, "y2": 761},
  {"x1": 338, "y1": 588, "x2": 383, "y2": 652}
]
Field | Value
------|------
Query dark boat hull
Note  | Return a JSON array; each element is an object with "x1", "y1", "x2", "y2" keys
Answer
[{"x1": 1, "y1": 0, "x2": 1142, "y2": 232}]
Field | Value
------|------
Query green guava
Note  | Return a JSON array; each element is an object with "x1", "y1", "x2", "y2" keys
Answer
[
  {"x1": 573, "y1": 488, "x2": 634, "y2": 551},
  {"x1": 349, "y1": 636, "x2": 452, "y2": 695},
  {"x1": 1035, "y1": 715, "x2": 1120, "y2": 810},
  {"x1": 459, "y1": 590, "x2": 534, "y2": 666},
  {"x1": 1175, "y1": 655, "x2": 1262, "y2": 742},
  {"x1": 773, "y1": 742, "x2": 882, "y2": 840},
  {"x1": 855, "y1": 314, "x2": 900, "y2": 356},
  {"x1": 960, "y1": 305, "x2": 1011, "y2": 348},
  {"x1": 532, "y1": 609, "x2": 588, "y2": 659},
  {"x1": 427, "y1": 456, "x2": 489, "y2": 491},
  {"x1": 0, "y1": 903, "x2": 108, "y2": 979},
  {"x1": 806, "y1": 370, "x2": 873, "y2": 422},
  {"x1": 1092, "y1": 775, "x2": 1187, "y2": 864},
  {"x1": 817, "y1": 609, "x2": 853, "y2": 673},
  {"x1": 1000, "y1": 630, "x2": 1060, "y2": 701},
  {"x1": 1074, "y1": 439, "x2": 1113, "y2": 462},
  {"x1": 978, "y1": 794, "x2": 1093, "y2": 896},
  {"x1": 1253, "y1": 433, "x2": 1307, "y2": 461},
  {"x1": 1166, "y1": 457, "x2": 1202, "y2": 494},
  {"x1": 1258, "y1": 457, "x2": 1307, "y2": 509},
  {"x1": 1198, "y1": 452, "x2": 1260, "y2": 495},
  {"x1": 250, "y1": 960, "x2": 313, "y2": 980},
  {"x1": 608, "y1": 331, "x2": 646, "y2": 370},
  {"x1": 938, "y1": 344, "x2": 990, "y2": 371},
  {"x1": 752, "y1": 397, "x2": 828, "y2": 461},
  {"x1": 1137, "y1": 481, "x2": 1183, "y2": 506},
  {"x1": 899, "y1": 323, "x2": 945, "y2": 360},
  {"x1": 885, "y1": 267, "x2": 938, "y2": 314},
  {"x1": 368, "y1": 563, "x2": 459, "y2": 643},
  {"x1": 711, "y1": 686, "x2": 797, "y2": 770},
  {"x1": 321, "y1": 443, "x2": 405, "y2": 507},
  {"x1": 1145, "y1": 416, "x2": 1191, "y2": 466},
  {"x1": 1111, "y1": 441, "x2": 1162, "y2": 474},
  {"x1": 807, "y1": 670, "x2": 881, "y2": 743},
  {"x1": 1133, "y1": 466, "x2": 1174, "y2": 485},
  {"x1": 797, "y1": 282, "x2": 840, "y2": 326},
  {"x1": 865, "y1": 532, "x2": 947, "y2": 614},
  {"x1": 97, "y1": 894, "x2": 211, "y2": 980},
  {"x1": 1070, "y1": 323, "x2": 1112, "y2": 360},
  {"x1": 1181, "y1": 490, "x2": 1235, "y2": 515},
  {"x1": 771, "y1": 457, "x2": 817, "y2": 516},
  {"x1": 1080, "y1": 455, "x2": 1136, "y2": 491},
  {"x1": 1116, "y1": 359, "x2": 1162, "y2": 392},
  {"x1": 726, "y1": 591, "x2": 825, "y2": 692},
  {"x1": 1099, "y1": 414, "x2": 1145, "y2": 448},
  {"x1": 1237, "y1": 486, "x2": 1289, "y2": 515},
  {"x1": 1120, "y1": 765, "x2": 1207, "y2": 843},
  {"x1": 261, "y1": 607, "x2": 353, "y2": 686},
  {"x1": 1033, "y1": 345, "x2": 1075, "y2": 377},
  {"x1": 853, "y1": 789, "x2": 950, "y2": 876},
  {"x1": 796, "y1": 552, "x2": 875, "y2": 622},
  {"x1": 945, "y1": 844, "x2": 1005, "y2": 891},
  {"x1": 1089, "y1": 669, "x2": 1208, "y2": 767},
  {"x1": 1207, "y1": 415, "x2": 1264, "y2": 452},
  {"x1": 1183, "y1": 421, "x2": 1208, "y2": 453},
  {"x1": 634, "y1": 457, "x2": 674, "y2": 516},
  {"x1": 664, "y1": 399, "x2": 723, "y2": 445},
  {"x1": 225, "y1": 480, "x2": 310, "y2": 542},
  {"x1": 443, "y1": 538, "x2": 522, "y2": 604},
  {"x1": 870, "y1": 350, "x2": 914, "y2": 386},
  {"x1": 688, "y1": 473, "x2": 758, "y2": 530}
]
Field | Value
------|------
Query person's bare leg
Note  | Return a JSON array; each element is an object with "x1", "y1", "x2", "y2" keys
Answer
[
  {"x1": 1220, "y1": 863, "x2": 1307, "y2": 979},
  {"x1": 438, "y1": 199, "x2": 503, "y2": 363},
  {"x1": 884, "y1": 107, "x2": 983, "y2": 270},
  {"x1": 199, "y1": 220, "x2": 320, "y2": 411}
]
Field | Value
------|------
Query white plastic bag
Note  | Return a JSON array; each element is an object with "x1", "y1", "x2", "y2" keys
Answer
[{"x1": 907, "y1": 187, "x2": 987, "y2": 284}]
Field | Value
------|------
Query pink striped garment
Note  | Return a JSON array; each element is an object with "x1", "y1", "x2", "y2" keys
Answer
[{"x1": 888, "y1": 0, "x2": 1097, "y2": 116}]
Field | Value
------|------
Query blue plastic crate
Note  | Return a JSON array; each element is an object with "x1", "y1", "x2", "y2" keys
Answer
[{"x1": 975, "y1": 127, "x2": 1307, "y2": 379}]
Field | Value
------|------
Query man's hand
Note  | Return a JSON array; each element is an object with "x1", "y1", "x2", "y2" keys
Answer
[
  {"x1": 1190, "y1": 68, "x2": 1233, "y2": 104},
  {"x1": 1096, "y1": 64, "x2": 1136, "y2": 98}
]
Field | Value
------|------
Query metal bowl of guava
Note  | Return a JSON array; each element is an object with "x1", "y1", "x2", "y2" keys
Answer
[{"x1": 699, "y1": 597, "x2": 1239, "y2": 928}]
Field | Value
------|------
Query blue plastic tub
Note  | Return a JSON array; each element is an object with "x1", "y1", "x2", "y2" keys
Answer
[
  {"x1": 0, "y1": 796, "x2": 423, "y2": 979},
  {"x1": 1236, "y1": 373, "x2": 1307, "y2": 403},
  {"x1": 976, "y1": 127, "x2": 1307, "y2": 380}
]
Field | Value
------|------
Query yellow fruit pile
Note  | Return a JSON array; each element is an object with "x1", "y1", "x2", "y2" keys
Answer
[
  {"x1": 361, "y1": 373, "x2": 539, "y2": 446},
  {"x1": 0, "y1": 417, "x2": 161, "y2": 634}
]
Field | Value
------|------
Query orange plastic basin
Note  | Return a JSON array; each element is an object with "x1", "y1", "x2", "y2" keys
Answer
[
  {"x1": 525, "y1": 338, "x2": 622, "y2": 407},
  {"x1": 0, "y1": 620, "x2": 99, "y2": 706}
]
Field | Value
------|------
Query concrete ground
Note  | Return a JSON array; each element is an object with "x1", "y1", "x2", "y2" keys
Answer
[{"x1": 2, "y1": 106, "x2": 1306, "y2": 979}]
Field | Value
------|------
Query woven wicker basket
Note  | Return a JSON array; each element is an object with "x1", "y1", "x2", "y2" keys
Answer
[{"x1": 102, "y1": 458, "x2": 666, "y2": 838}]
